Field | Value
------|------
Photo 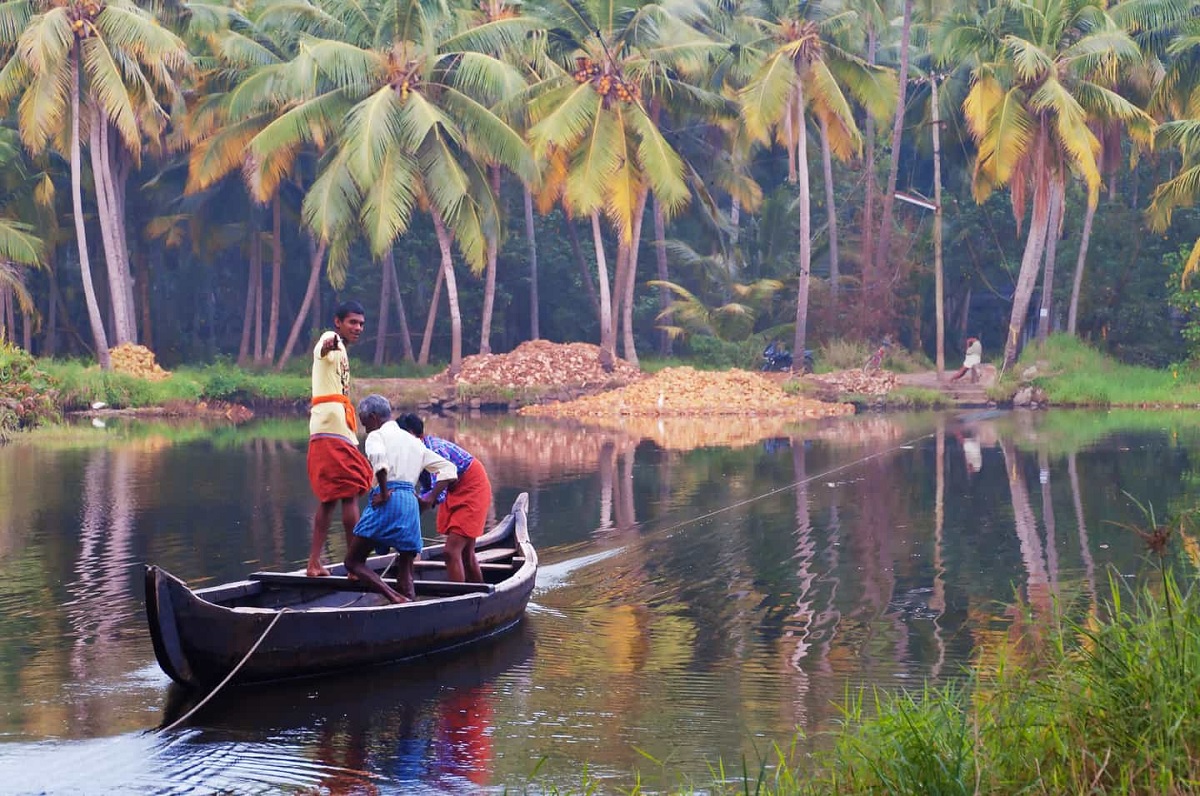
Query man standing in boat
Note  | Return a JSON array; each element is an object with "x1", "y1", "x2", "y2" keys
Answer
[
  {"x1": 306, "y1": 300, "x2": 373, "y2": 577},
  {"x1": 397, "y1": 414, "x2": 492, "y2": 584}
]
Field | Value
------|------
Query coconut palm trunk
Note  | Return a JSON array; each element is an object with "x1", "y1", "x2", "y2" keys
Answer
[
  {"x1": 90, "y1": 116, "x2": 134, "y2": 345},
  {"x1": 1003, "y1": 136, "x2": 1053, "y2": 369},
  {"x1": 71, "y1": 51, "x2": 110, "y2": 369},
  {"x1": 861, "y1": 25, "x2": 878, "y2": 287},
  {"x1": 525, "y1": 186, "x2": 539, "y2": 340},
  {"x1": 568, "y1": 217, "x2": 601, "y2": 320},
  {"x1": 431, "y1": 211, "x2": 464, "y2": 375},
  {"x1": 480, "y1": 166, "x2": 501, "y2": 355},
  {"x1": 1037, "y1": 176, "x2": 1066, "y2": 342},
  {"x1": 794, "y1": 83, "x2": 813, "y2": 358},
  {"x1": 931, "y1": 74, "x2": 945, "y2": 380},
  {"x1": 819, "y1": 115, "x2": 840, "y2": 299},
  {"x1": 653, "y1": 195, "x2": 671, "y2": 356},
  {"x1": 592, "y1": 211, "x2": 615, "y2": 371},
  {"x1": 374, "y1": 251, "x2": 393, "y2": 365},
  {"x1": 238, "y1": 233, "x2": 259, "y2": 365},
  {"x1": 873, "y1": 0, "x2": 913, "y2": 303},
  {"x1": 385, "y1": 249, "x2": 415, "y2": 363},
  {"x1": 1067, "y1": 196, "x2": 1096, "y2": 335},
  {"x1": 275, "y1": 237, "x2": 327, "y2": 371},
  {"x1": 620, "y1": 188, "x2": 650, "y2": 368},
  {"x1": 264, "y1": 195, "x2": 282, "y2": 365},
  {"x1": 418, "y1": 264, "x2": 443, "y2": 366}
]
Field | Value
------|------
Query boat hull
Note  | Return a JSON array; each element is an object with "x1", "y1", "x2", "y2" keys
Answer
[{"x1": 145, "y1": 493, "x2": 536, "y2": 688}]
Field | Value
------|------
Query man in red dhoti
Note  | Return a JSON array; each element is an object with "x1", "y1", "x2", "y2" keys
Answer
[{"x1": 306, "y1": 300, "x2": 373, "y2": 577}]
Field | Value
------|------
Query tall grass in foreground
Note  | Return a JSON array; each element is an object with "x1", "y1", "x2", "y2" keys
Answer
[{"x1": 520, "y1": 547, "x2": 1200, "y2": 795}]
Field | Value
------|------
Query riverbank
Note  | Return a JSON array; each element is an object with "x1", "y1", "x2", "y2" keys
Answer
[
  {"x1": 13, "y1": 336, "x2": 1200, "y2": 435},
  {"x1": 608, "y1": 555, "x2": 1200, "y2": 795}
]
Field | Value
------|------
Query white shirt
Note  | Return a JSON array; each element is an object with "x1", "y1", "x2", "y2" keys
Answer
[{"x1": 364, "y1": 422, "x2": 458, "y2": 486}]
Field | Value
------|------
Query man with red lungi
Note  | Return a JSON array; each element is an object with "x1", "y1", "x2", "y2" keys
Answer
[
  {"x1": 397, "y1": 413, "x2": 493, "y2": 584},
  {"x1": 306, "y1": 300, "x2": 373, "y2": 577}
]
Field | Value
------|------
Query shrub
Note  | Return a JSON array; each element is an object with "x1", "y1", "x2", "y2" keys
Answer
[{"x1": 0, "y1": 343, "x2": 60, "y2": 433}]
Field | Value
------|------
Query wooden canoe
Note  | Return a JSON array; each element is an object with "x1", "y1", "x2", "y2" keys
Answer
[{"x1": 145, "y1": 492, "x2": 536, "y2": 689}]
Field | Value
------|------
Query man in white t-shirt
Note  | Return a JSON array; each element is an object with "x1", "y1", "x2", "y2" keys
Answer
[
  {"x1": 344, "y1": 394, "x2": 458, "y2": 602},
  {"x1": 306, "y1": 300, "x2": 373, "y2": 577}
]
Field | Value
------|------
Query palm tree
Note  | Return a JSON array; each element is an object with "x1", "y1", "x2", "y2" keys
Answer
[
  {"x1": 0, "y1": 0, "x2": 190, "y2": 355},
  {"x1": 249, "y1": 0, "x2": 534, "y2": 374},
  {"x1": 946, "y1": 0, "x2": 1152, "y2": 368},
  {"x1": 526, "y1": 0, "x2": 718, "y2": 368},
  {"x1": 741, "y1": 0, "x2": 892, "y2": 359}
]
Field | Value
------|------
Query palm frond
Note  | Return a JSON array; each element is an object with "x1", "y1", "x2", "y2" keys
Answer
[
  {"x1": 741, "y1": 50, "x2": 797, "y2": 143},
  {"x1": 302, "y1": 147, "x2": 361, "y2": 241},
  {"x1": 359, "y1": 147, "x2": 420, "y2": 256}
]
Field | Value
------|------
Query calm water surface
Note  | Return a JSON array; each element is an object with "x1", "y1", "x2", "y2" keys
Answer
[{"x1": 0, "y1": 409, "x2": 1197, "y2": 794}]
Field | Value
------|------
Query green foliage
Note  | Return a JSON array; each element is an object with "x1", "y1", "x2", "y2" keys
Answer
[
  {"x1": 684, "y1": 336, "x2": 763, "y2": 370},
  {"x1": 1165, "y1": 245, "x2": 1200, "y2": 360},
  {"x1": 40, "y1": 359, "x2": 310, "y2": 409},
  {"x1": 1012, "y1": 335, "x2": 1200, "y2": 406},
  {"x1": 0, "y1": 342, "x2": 59, "y2": 433}
]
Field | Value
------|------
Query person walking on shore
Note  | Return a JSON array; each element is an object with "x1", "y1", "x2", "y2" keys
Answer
[
  {"x1": 951, "y1": 336, "x2": 983, "y2": 383},
  {"x1": 306, "y1": 300, "x2": 373, "y2": 577}
]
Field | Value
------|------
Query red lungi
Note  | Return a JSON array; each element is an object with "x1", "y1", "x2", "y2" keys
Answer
[
  {"x1": 436, "y1": 459, "x2": 492, "y2": 539},
  {"x1": 307, "y1": 435, "x2": 372, "y2": 503}
]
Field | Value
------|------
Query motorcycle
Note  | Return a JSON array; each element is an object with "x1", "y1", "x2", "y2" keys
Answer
[{"x1": 762, "y1": 342, "x2": 814, "y2": 374}]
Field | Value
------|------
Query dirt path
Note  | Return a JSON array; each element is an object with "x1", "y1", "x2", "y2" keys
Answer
[{"x1": 897, "y1": 369, "x2": 994, "y2": 406}]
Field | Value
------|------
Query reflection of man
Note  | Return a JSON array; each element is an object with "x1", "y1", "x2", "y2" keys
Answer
[
  {"x1": 306, "y1": 300, "x2": 373, "y2": 577},
  {"x1": 962, "y1": 434, "x2": 982, "y2": 474}
]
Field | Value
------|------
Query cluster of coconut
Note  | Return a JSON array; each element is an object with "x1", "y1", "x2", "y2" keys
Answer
[{"x1": 109, "y1": 343, "x2": 171, "y2": 381}]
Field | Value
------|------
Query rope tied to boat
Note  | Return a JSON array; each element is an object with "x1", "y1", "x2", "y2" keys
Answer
[{"x1": 156, "y1": 607, "x2": 291, "y2": 735}]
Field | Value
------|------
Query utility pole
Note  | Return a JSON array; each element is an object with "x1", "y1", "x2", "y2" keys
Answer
[{"x1": 931, "y1": 72, "x2": 945, "y2": 381}]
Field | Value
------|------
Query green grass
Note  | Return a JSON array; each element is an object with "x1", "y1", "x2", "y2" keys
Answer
[
  {"x1": 1008, "y1": 335, "x2": 1200, "y2": 407},
  {"x1": 815, "y1": 339, "x2": 933, "y2": 374},
  {"x1": 40, "y1": 359, "x2": 311, "y2": 409}
]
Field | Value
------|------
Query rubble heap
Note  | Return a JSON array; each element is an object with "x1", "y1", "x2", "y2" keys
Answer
[
  {"x1": 805, "y1": 368, "x2": 898, "y2": 396},
  {"x1": 521, "y1": 366, "x2": 854, "y2": 418},
  {"x1": 109, "y1": 343, "x2": 171, "y2": 381}
]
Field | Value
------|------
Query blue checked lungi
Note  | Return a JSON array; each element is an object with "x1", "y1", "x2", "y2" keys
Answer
[{"x1": 352, "y1": 481, "x2": 422, "y2": 554}]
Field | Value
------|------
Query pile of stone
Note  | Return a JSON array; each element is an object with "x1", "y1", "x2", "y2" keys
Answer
[{"x1": 806, "y1": 368, "x2": 898, "y2": 397}]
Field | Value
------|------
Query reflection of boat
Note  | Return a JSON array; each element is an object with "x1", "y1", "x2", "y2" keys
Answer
[
  {"x1": 159, "y1": 621, "x2": 535, "y2": 729},
  {"x1": 145, "y1": 493, "x2": 537, "y2": 689}
]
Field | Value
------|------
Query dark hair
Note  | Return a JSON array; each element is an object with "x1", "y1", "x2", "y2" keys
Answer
[
  {"x1": 396, "y1": 413, "x2": 424, "y2": 436},
  {"x1": 334, "y1": 300, "x2": 366, "y2": 321}
]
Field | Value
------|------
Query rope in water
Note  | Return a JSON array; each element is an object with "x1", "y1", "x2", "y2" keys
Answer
[
  {"x1": 646, "y1": 430, "x2": 940, "y2": 540},
  {"x1": 157, "y1": 607, "x2": 290, "y2": 735},
  {"x1": 157, "y1": 551, "x2": 410, "y2": 732},
  {"x1": 156, "y1": 431, "x2": 937, "y2": 733}
]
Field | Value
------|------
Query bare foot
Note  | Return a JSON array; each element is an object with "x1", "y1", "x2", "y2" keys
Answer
[
  {"x1": 307, "y1": 561, "x2": 331, "y2": 577},
  {"x1": 385, "y1": 593, "x2": 410, "y2": 605}
]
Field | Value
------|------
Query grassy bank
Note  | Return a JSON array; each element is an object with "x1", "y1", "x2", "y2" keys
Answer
[
  {"x1": 562, "y1": 551, "x2": 1200, "y2": 795},
  {"x1": 996, "y1": 336, "x2": 1200, "y2": 407},
  {"x1": 41, "y1": 359, "x2": 312, "y2": 410}
]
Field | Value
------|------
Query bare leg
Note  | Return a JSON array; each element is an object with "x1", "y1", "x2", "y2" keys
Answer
[
  {"x1": 307, "y1": 499, "x2": 337, "y2": 577},
  {"x1": 394, "y1": 552, "x2": 416, "y2": 600},
  {"x1": 949, "y1": 366, "x2": 968, "y2": 382},
  {"x1": 443, "y1": 533, "x2": 467, "y2": 582},
  {"x1": 345, "y1": 536, "x2": 408, "y2": 604},
  {"x1": 461, "y1": 537, "x2": 483, "y2": 583},
  {"x1": 340, "y1": 498, "x2": 361, "y2": 549}
]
